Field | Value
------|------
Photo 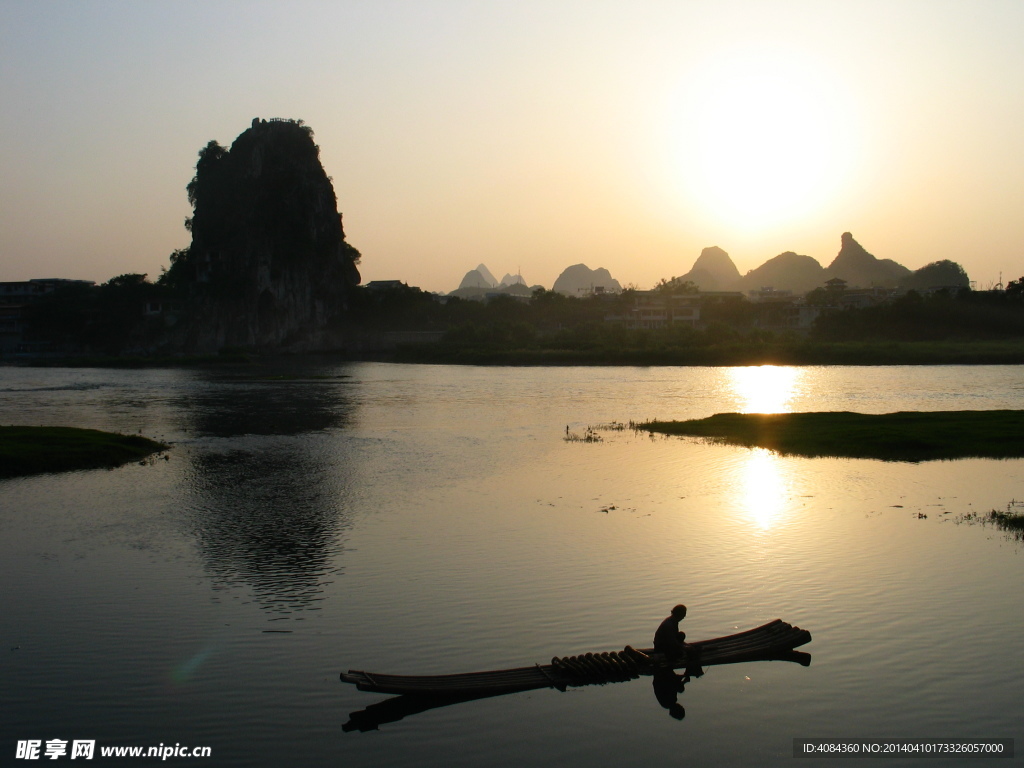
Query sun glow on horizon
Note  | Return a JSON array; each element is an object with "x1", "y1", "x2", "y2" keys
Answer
[{"x1": 671, "y1": 50, "x2": 858, "y2": 234}]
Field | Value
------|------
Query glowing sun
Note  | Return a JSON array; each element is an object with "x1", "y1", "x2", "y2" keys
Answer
[{"x1": 672, "y1": 51, "x2": 855, "y2": 231}]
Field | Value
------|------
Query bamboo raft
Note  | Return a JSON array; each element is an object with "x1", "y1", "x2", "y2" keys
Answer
[{"x1": 340, "y1": 618, "x2": 811, "y2": 697}]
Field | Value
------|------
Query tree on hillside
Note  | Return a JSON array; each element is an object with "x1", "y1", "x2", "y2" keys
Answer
[{"x1": 654, "y1": 277, "x2": 699, "y2": 295}]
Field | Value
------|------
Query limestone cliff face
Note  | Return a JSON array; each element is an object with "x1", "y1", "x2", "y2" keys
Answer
[{"x1": 170, "y1": 118, "x2": 361, "y2": 351}]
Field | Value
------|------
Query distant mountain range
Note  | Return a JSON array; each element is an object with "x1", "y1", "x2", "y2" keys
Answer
[
  {"x1": 678, "y1": 233, "x2": 968, "y2": 293},
  {"x1": 449, "y1": 263, "x2": 536, "y2": 299},
  {"x1": 447, "y1": 233, "x2": 968, "y2": 299},
  {"x1": 450, "y1": 262, "x2": 621, "y2": 299}
]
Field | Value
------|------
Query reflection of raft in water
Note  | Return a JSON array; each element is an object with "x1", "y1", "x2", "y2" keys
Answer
[{"x1": 340, "y1": 618, "x2": 811, "y2": 697}]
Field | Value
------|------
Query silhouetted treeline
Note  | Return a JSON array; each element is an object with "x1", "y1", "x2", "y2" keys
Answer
[
  {"x1": 26, "y1": 273, "x2": 172, "y2": 355},
  {"x1": 347, "y1": 284, "x2": 623, "y2": 334},
  {"x1": 378, "y1": 280, "x2": 1024, "y2": 364},
  {"x1": 20, "y1": 274, "x2": 1024, "y2": 362},
  {"x1": 811, "y1": 286, "x2": 1024, "y2": 342},
  {"x1": 365, "y1": 283, "x2": 1024, "y2": 352},
  {"x1": 366, "y1": 286, "x2": 791, "y2": 362}
]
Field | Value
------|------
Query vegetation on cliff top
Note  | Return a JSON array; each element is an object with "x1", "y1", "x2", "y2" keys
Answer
[
  {"x1": 0, "y1": 426, "x2": 168, "y2": 478},
  {"x1": 636, "y1": 410, "x2": 1024, "y2": 462}
]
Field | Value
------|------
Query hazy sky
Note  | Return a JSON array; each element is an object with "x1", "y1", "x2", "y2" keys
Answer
[{"x1": 2, "y1": 0, "x2": 1023, "y2": 292}]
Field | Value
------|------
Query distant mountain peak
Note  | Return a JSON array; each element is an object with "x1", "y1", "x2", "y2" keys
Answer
[
  {"x1": 693, "y1": 246, "x2": 738, "y2": 273},
  {"x1": 826, "y1": 232, "x2": 910, "y2": 288},
  {"x1": 552, "y1": 264, "x2": 622, "y2": 296},
  {"x1": 735, "y1": 251, "x2": 823, "y2": 294},
  {"x1": 474, "y1": 264, "x2": 498, "y2": 288},
  {"x1": 678, "y1": 246, "x2": 741, "y2": 291},
  {"x1": 458, "y1": 269, "x2": 492, "y2": 290},
  {"x1": 831, "y1": 232, "x2": 874, "y2": 267}
]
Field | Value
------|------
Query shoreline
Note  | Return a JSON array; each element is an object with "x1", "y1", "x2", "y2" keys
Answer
[{"x1": 4, "y1": 339, "x2": 1024, "y2": 369}]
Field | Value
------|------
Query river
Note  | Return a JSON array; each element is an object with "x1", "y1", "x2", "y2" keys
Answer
[{"x1": 2, "y1": 362, "x2": 1022, "y2": 766}]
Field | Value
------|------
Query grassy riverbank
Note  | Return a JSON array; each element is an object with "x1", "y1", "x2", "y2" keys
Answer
[
  {"x1": 0, "y1": 426, "x2": 168, "y2": 478},
  {"x1": 637, "y1": 410, "x2": 1024, "y2": 462}
]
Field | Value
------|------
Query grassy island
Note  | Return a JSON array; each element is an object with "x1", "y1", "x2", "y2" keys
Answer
[
  {"x1": 637, "y1": 410, "x2": 1024, "y2": 462},
  {"x1": 0, "y1": 426, "x2": 168, "y2": 478}
]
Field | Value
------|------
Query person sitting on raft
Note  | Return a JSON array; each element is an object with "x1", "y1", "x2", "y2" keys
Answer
[
  {"x1": 654, "y1": 604, "x2": 703, "y2": 678},
  {"x1": 654, "y1": 604, "x2": 688, "y2": 658}
]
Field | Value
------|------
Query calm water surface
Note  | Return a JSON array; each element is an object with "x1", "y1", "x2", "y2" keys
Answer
[{"x1": 2, "y1": 363, "x2": 1023, "y2": 766}]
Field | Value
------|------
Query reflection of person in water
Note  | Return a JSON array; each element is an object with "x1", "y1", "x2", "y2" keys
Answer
[{"x1": 652, "y1": 668, "x2": 686, "y2": 720}]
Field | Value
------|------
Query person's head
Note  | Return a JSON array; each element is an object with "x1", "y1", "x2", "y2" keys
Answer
[
  {"x1": 669, "y1": 703, "x2": 686, "y2": 720},
  {"x1": 671, "y1": 604, "x2": 687, "y2": 619}
]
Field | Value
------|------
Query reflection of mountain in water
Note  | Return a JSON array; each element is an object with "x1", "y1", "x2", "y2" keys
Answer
[
  {"x1": 177, "y1": 374, "x2": 355, "y2": 437},
  {"x1": 176, "y1": 372, "x2": 359, "y2": 615}
]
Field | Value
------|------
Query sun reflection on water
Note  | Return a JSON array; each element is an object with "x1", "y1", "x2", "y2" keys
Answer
[
  {"x1": 738, "y1": 448, "x2": 790, "y2": 530},
  {"x1": 724, "y1": 367, "x2": 801, "y2": 529},
  {"x1": 728, "y1": 365, "x2": 802, "y2": 413}
]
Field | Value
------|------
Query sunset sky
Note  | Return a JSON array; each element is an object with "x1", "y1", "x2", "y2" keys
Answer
[{"x1": 2, "y1": 0, "x2": 1023, "y2": 293}]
